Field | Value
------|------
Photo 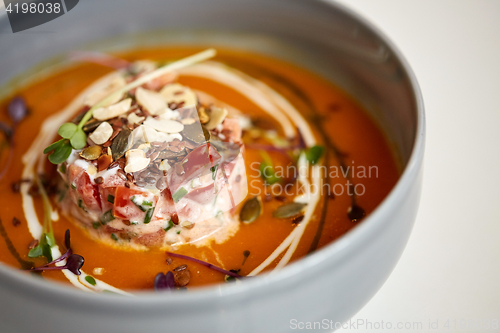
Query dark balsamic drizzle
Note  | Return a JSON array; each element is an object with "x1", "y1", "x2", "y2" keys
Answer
[
  {"x1": 233, "y1": 61, "x2": 366, "y2": 253},
  {"x1": 0, "y1": 218, "x2": 34, "y2": 270}
]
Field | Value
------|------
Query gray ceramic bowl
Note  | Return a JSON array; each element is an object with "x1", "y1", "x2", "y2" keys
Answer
[{"x1": 0, "y1": 1, "x2": 424, "y2": 332}]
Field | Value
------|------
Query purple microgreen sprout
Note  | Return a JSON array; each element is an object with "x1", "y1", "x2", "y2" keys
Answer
[
  {"x1": 28, "y1": 229, "x2": 85, "y2": 276},
  {"x1": 166, "y1": 252, "x2": 244, "y2": 279},
  {"x1": 0, "y1": 96, "x2": 29, "y2": 181},
  {"x1": 8, "y1": 97, "x2": 28, "y2": 125},
  {"x1": 154, "y1": 271, "x2": 175, "y2": 291}
]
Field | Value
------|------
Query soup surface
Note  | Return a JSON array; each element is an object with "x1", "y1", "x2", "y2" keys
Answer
[{"x1": 0, "y1": 47, "x2": 399, "y2": 293}]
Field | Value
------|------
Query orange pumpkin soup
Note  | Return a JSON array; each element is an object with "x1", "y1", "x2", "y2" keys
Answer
[{"x1": 0, "y1": 47, "x2": 398, "y2": 293}]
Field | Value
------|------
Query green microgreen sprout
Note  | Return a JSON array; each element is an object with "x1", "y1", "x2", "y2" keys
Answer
[
  {"x1": 28, "y1": 176, "x2": 56, "y2": 262},
  {"x1": 305, "y1": 145, "x2": 324, "y2": 165}
]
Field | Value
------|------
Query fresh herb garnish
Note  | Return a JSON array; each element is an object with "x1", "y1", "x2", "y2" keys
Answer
[
  {"x1": 164, "y1": 219, "x2": 174, "y2": 232},
  {"x1": 144, "y1": 208, "x2": 154, "y2": 224},
  {"x1": 305, "y1": 145, "x2": 324, "y2": 165},
  {"x1": 172, "y1": 187, "x2": 188, "y2": 203},
  {"x1": 44, "y1": 49, "x2": 217, "y2": 165},
  {"x1": 107, "y1": 194, "x2": 115, "y2": 204},
  {"x1": 131, "y1": 196, "x2": 147, "y2": 212},
  {"x1": 99, "y1": 210, "x2": 115, "y2": 224},
  {"x1": 111, "y1": 233, "x2": 118, "y2": 241},
  {"x1": 28, "y1": 176, "x2": 56, "y2": 262},
  {"x1": 29, "y1": 229, "x2": 85, "y2": 276},
  {"x1": 92, "y1": 222, "x2": 101, "y2": 229},
  {"x1": 176, "y1": 230, "x2": 181, "y2": 234},
  {"x1": 85, "y1": 275, "x2": 97, "y2": 286},
  {"x1": 211, "y1": 164, "x2": 219, "y2": 181},
  {"x1": 259, "y1": 151, "x2": 280, "y2": 185}
]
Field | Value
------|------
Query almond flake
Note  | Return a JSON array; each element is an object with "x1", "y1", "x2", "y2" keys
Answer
[
  {"x1": 205, "y1": 107, "x2": 228, "y2": 130},
  {"x1": 143, "y1": 117, "x2": 184, "y2": 134},
  {"x1": 89, "y1": 121, "x2": 113, "y2": 145},
  {"x1": 93, "y1": 98, "x2": 132, "y2": 121},
  {"x1": 136, "y1": 87, "x2": 169, "y2": 116},
  {"x1": 160, "y1": 83, "x2": 197, "y2": 107},
  {"x1": 84, "y1": 75, "x2": 126, "y2": 107},
  {"x1": 124, "y1": 149, "x2": 151, "y2": 173},
  {"x1": 127, "y1": 112, "x2": 145, "y2": 125}
]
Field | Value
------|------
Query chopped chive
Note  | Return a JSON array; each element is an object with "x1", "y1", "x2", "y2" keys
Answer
[
  {"x1": 176, "y1": 230, "x2": 181, "y2": 234},
  {"x1": 131, "y1": 196, "x2": 147, "y2": 212},
  {"x1": 142, "y1": 201, "x2": 153, "y2": 207},
  {"x1": 211, "y1": 164, "x2": 219, "y2": 181},
  {"x1": 305, "y1": 145, "x2": 324, "y2": 165},
  {"x1": 85, "y1": 275, "x2": 97, "y2": 286},
  {"x1": 111, "y1": 233, "x2": 118, "y2": 241},
  {"x1": 107, "y1": 194, "x2": 115, "y2": 204},
  {"x1": 164, "y1": 219, "x2": 174, "y2": 232},
  {"x1": 71, "y1": 183, "x2": 76, "y2": 190},
  {"x1": 100, "y1": 210, "x2": 115, "y2": 224},
  {"x1": 92, "y1": 222, "x2": 101, "y2": 229},
  {"x1": 144, "y1": 208, "x2": 154, "y2": 224},
  {"x1": 172, "y1": 187, "x2": 188, "y2": 203}
]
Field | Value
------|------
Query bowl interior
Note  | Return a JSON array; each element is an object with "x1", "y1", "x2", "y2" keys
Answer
[{"x1": 0, "y1": 0, "x2": 420, "y2": 296}]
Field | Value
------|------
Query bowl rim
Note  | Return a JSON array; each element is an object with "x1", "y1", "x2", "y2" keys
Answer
[{"x1": 0, "y1": 0, "x2": 425, "y2": 308}]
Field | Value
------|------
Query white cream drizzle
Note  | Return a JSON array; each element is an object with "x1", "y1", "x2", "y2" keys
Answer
[{"x1": 21, "y1": 58, "x2": 322, "y2": 291}]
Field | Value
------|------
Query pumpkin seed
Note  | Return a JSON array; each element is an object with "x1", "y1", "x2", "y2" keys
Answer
[
  {"x1": 240, "y1": 196, "x2": 262, "y2": 223},
  {"x1": 182, "y1": 123, "x2": 210, "y2": 144},
  {"x1": 79, "y1": 145, "x2": 103, "y2": 160},
  {"x1": 111, "y1": 128, "x2": 131, "y2": 160},
  {"x1": 273, "y1": 202, "x2": 307, "y2": 219},
  {"x1": 82, "y1": 119, "x2": 103, "y2": 133}
]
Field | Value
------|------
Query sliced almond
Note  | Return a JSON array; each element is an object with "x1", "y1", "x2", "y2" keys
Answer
[
  {"x1": 158, "y1": 109, "x2": 180, "y2": 121},
  {"x1": 205, "y1": 107, "x2": 228, "y2": 130},
  {"x1": 130, "y1": 124, "x2": 160, "y2": 144},
  {"x1": 84, "y1": 75, "x2": 126, "y2": 107},
  {"x1": 127, "y1": 112, "x2": 145, "y2": 125},
  {"x1": 136, "y1": 87, "x2": 168, "y2": 116},
  {"x1": 143, "y1": 117, "x2": 184, "y2": 134},
  {"x1": 124, "y1": 149, "x2": 150, "y2": 173},
  {"x1": 89, "y1": 122, "x2": 113, "y2": 145},
  {"x1": 93, "y1": 98, "x2": 132, "y2": 121},
  {"x1": 160, "y1": 83, "x2": 197, "y2": 107}
]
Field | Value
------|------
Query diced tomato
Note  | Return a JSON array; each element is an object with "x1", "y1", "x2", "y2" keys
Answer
[
  {"x1": 113, "y1": 186, "x2": 151, "y2": 220},
  {"x1": 68, "y1": 165, "x2": 102, "y2": 211}
]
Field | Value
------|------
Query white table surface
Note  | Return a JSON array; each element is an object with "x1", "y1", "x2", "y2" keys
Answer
[{"x1": 333, "y1": 1, "x2": 500, "y2": 332}]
